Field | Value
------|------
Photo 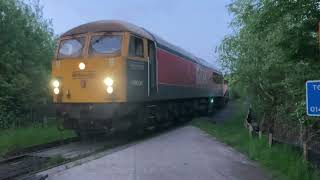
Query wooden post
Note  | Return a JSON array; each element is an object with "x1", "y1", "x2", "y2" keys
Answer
[
  {"x1": 43, "y1": 116, "x2": 48, "y2": 128},
  {"x1": 244, "y1": 109, "x2": 249, "y2": 128},
  {"x1": 318, "y1": 21, "x2": 320, "y2": 48},
  {"x1": 303, "y1": 142, "x2": 308, "y2": 161},
  {"x1": 259, "y1": 131, "x2": 262, "y2": 139},
  {"x1": 268, "y1": 133, "x2": 273, "y2": 147},
  {"x1": 30, "y1": 108, "x2": 33, "y2": 123},
  {"x1": 249, "y1": 125, "x2": 253, "y2": 138}
]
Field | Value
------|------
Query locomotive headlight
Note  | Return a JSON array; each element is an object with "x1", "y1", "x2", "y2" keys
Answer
[
  {"x1": 106, "y1": 86, "x2": 113, "y2": 94},
  {"x1": 104, "y1": 77, "x2": 114, "y2": 87},
  {"x1": 52, "y1": 80, "x2": 60, "y2": 88},
  {"x1": 79, "y1": 62, "x2": 86, "y2": 70},
  {"x1": 104, "y1": 77, "x2": 114, "y2": 94},
  {"x1": 53, "y1": 87, "x2": 60, "y2": 95}
]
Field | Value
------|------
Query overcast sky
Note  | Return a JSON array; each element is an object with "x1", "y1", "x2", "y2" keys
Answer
[{"x1": 40, "y1": 0, "x2": 233, "y2": 68}]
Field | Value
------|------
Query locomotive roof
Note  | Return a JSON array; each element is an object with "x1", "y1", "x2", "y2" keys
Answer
[{"x1": 62, "y1": 20, "x2": 221, "y2": 74}]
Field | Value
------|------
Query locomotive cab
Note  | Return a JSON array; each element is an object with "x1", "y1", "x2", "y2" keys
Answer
[
  {"x1": 52, "y1": 32, "x2": 156, "y2": 104},
  {"x1": 52, "y1": 32, "x2": 126, "y2": 103}
]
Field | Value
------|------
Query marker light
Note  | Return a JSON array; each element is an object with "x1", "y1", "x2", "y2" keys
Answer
[
  {"x1": 104, "y1": 77, "x2": 114, "y2": 86},
  {"x1": 79, "y1": 62, "x2": 86, "y2": 70},
  {"x1": 107, "y1": 86, "x2": 113, "y2": 94},
  {"x1": 210, "y1": 98, "x2": 214, "y2": 103},
  {"x1": 52, "y1": 80, "x2": 60, "y2": 88},
  {"x1": 53, "y1": 88, "x2": 60, "y2": 95}
]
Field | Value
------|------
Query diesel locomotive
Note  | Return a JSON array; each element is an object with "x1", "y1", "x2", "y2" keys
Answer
[{"x1": 51, "y1": 20, "x2": 228, "y2": 135}]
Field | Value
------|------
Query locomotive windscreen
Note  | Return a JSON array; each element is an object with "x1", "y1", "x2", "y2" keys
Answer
[
  {"x1": 58, "y1": 37, "x2": 85, "y2": 59},
  {"x1": 90, "y1": 35, "x2": 122, "y2": 55}
]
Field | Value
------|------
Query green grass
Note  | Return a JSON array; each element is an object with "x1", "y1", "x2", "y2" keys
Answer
[
  {"x1": 191, "y1": 102, "x2": 320, "y2": 180},
  {"x1": 0, "y1": 122, "x2": 75, "y2": 156}
]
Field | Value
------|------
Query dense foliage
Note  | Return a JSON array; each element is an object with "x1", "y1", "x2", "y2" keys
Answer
[
  {"x1": 0, "y1": 0, "x2": 55, "y2": 128},
  {"x1": 219, "y1": 0, "x2": 320, "y2": 131}
]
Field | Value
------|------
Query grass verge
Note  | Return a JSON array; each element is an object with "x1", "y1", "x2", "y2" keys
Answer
[
  {"x1": 191, "y1": 101, "x2": 320, "y2": 180},
  {"x1": 0, "y1": 122, "x2": 75, "y2": 156}
]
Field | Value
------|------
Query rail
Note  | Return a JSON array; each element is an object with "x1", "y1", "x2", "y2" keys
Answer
[{"x1": 0, "y1": 137, "x2": 79, "y2": 180}]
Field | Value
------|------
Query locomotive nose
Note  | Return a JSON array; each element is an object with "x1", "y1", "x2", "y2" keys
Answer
[{"x1": 52, "y1": 56, "x2": 125, "y2": 103}]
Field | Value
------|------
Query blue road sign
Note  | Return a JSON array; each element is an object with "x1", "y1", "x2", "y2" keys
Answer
[{"x1": 306, "y1": 80, "x2": 320, "y2": 116}]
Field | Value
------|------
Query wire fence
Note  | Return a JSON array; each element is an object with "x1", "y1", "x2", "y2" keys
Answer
[
  {"x1": 273, "y1": 118, "x2": 320, "y2": 154},
  {"x1": 0, "y1": 104, "x2": 57, "y2": 129},
  {"x1": 246, "y1": 108, "x2": 320, "y2": 168},
  {"x1": 29, "y1": 104, "x2": 57, "y2": 123},
  {"x1": 273, "y1": 121, "x2": 320, "y2": 167}
]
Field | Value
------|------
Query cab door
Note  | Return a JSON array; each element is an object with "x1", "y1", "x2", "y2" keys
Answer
[
  {"x1": 127, "y1": 35, "x2": 149, "y2": 101},
  {"x1": 148, "y1": 40, "x2": 157, "y2": 96}
]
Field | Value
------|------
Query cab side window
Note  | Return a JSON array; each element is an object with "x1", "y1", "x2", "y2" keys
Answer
[{"x1": 129, "y1": 36, "x2": 144, "y2": 57}]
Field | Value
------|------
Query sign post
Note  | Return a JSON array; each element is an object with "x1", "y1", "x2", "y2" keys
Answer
[{"x1": 306, "y1": 80, "x2": 320, "y2": 116}]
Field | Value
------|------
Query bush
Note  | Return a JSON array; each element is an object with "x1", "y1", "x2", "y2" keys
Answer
[
  {"x1": 0, "y1": 0, "x2": 55, "y2": 128},
  {"x1": 219, "y1": 0, "x2": 320, "y2": 139}
]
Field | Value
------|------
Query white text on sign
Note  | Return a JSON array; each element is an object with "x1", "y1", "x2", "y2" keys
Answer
[
  {"x1": 313, "y1": 85, "x2": 320, "y2": 91},
  {"x1": 310, "y1": 106, "x2": 320, "y2": 113}
]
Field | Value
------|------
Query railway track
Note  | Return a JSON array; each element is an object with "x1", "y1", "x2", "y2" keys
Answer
[
  {"x1": 0, "y1": 155, "x2": 49, "y2": 180},
  {"x1": 0, "y1": 137, "x2": 80, "y2": 180},
  {"x1": 2, "y1": 137, "x2": 80, "y2": 159},
  {"x1": 0, "y1": 131, "x2": 136, "y2": 180}
]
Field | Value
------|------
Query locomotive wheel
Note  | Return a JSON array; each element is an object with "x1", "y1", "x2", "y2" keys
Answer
[
  {"x1": 171, "y1": 103, "x2": 181, "y2": 124},
  {"x1": 192, "y1": 100, "x2": 200, "y2": 117},
  {"x1": 199, "y1": 103, "x2": 208, "y2": 116},
  {"x1": 159, "y1": 105, "x2": 172, "y2": 128},
  {"x1": 128, "y1": 106, "x2": 147, "y2": 137},
  {"x1": 185, "y1": 102, "x2": 196, "y2": 121},
  {"x1": 207, "y1": 100, "x2": 215, "y2": 116},
  {"x1": 197, "y1": 98, "x2": 214, "y2": 116},
  {"x1": 76, "y1": 130, "x2": 91, "y2": 140},
  {"x1": 179, "y1": 103, "x2": 188, "y2": 122},
  {"x1": 76, "y1": 129, "x2": 107, "y2": 140},
  {"x1": 214, "y1": 97, "x2": 226, "y2": 109},
  {"x1": 167, "y1": 103, "x2": 176, "y2": 124},
  {"x1": 184, "y1": 103, "x2": 194, "y2": 122}
]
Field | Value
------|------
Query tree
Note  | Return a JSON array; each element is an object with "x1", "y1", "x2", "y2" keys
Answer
[
  {"x1": 219, "y1": 0, "x2": 320, "y2": 143},
  {"x1": 0, "y1": 0, "x2": 55, "y2": 128}
]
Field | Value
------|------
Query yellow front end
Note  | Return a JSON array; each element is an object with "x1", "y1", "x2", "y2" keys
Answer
[{"x1": 51, "y1": 32, "x2": 128, "y2": 103}]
